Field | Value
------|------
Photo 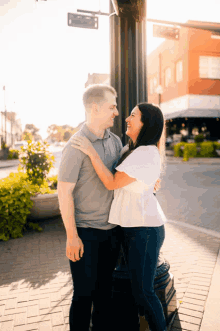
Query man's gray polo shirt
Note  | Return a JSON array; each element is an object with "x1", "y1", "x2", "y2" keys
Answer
[{"x1": 58, "y1": 124, "x2": 123, "y2": 230}]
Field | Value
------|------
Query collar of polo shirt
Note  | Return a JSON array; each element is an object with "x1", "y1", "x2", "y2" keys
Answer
[{"x1": 82, "y1": 124, "x2": 111, "y2": 142}]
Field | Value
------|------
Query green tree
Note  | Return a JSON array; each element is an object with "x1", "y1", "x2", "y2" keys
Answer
[
  {"x1": 23, "y1": 124, "x2": 41, "y2": 141},
  {"x1": 47, "y1": 124, "x2": 78, "y2": 142},
  {"x1": 22, "y1": 131, "x2": 34, "y2": 141}
]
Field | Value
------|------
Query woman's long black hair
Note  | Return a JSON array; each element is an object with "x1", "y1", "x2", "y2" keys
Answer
[{"x1": 117, "y1": 103, "x2": 166, "y2": 174}]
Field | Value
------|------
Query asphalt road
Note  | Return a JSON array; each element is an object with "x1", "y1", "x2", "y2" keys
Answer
[
  {"x1": 157, "y1": 163, "x2": 220, "y2": 233},
  {"x1": 0, "y1": 151, "x2": 219, "y2": 233}
]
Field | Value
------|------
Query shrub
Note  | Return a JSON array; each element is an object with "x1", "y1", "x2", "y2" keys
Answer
[
  {"x1": 0, "y1": 172, "x2": 43, "y2": 242},
  {"x1": 173, "y1": 141, "x2": 220, "y2": 160},
  {"x1": 0, "y1": 172, "x2": 58, "y2": 241},
  {"x1": 183, "y1": 143, "x2": 197, "y2": 161},
  {"x1": 0, "y1": 141, "x2": 58, "y2": 241},
  {"x1": 47, "y1": 175, "x2": 58, "y2": 190},
  {"x1": 200, "y1": 142, "x2": 215, "y2": 157},
  {"x1": 7, "y1": 149, "x2": 19, "y2": 160},
  {"x1": 1, "y1": 141, "x2": 7, "y2": 149},
  {"x1": 194, "y1": 134, "x2": 204, "y2": 143},
  {"x1": 213, "y1": 142, "x2": 220, "y2": 156},
  {"x1": 173, "y1": 142, "x2": 186, "y2": 157},
  {"x1": 19, "y1": 141, "x2": 55, "y2": 185}
]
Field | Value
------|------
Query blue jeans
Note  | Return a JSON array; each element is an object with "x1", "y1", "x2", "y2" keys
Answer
[{"x1": 122, "y1": 225, "x2": 167, "y2": 331}]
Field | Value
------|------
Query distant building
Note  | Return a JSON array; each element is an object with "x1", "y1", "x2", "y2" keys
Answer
[
  {"x1": 0, "y1": 111, "x2": 22, "y2": 148},
  {"x1": 147, "y1": 20, "x2": 220, "y2": 140}
]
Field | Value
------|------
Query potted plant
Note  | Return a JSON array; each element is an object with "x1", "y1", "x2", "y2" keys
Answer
[
  {"x1": 19, "y1": 140, "x2": 60, "y2": 220},
  {"x1": 0, "y1": 140, "x2": 60, "y2": 241}
]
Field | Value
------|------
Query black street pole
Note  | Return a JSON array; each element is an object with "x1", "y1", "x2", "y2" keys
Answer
[
  {"x1": 109, "y1": 0, "x2": 147, "y2": 145},
  {"x1": 109, "y1": 4, "x2": 177, "y2": 329}
]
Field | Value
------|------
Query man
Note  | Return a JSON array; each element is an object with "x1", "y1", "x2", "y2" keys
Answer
[{"x1": 58, "y1": 84, "x2": 123, "y2": 331}]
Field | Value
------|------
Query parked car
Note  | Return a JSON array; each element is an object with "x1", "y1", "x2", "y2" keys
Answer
[
  {"x1": 14, "y1": 141, "x2": 28, "y2": 151},
  {"x1": 166, "y1": 136, "x2": 173, "y2": 147}
]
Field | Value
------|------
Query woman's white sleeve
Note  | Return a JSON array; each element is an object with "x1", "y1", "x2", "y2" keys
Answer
[{"x1": 115, "y1": 146, "x2": 160, "y2": 186}]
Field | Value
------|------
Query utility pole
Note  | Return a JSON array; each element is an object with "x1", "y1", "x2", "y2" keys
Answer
[{"x1": 3, "y1": 86, "x2": 7, "y2": 145}]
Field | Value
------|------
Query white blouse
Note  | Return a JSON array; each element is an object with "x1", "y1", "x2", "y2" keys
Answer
[{"x1": 108, "y1": 145, "x2": 167, "y2": 227}]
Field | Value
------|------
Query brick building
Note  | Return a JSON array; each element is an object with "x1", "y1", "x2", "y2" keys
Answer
[{"x1": 147, "y1": 20, "x2": 220, "y2": 140}]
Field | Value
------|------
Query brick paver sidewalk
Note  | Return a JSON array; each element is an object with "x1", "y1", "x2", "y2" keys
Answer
[{"x1": 0, "y1": 217, "x2": 220, "y2": 331}]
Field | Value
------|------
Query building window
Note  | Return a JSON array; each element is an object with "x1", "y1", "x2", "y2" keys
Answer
[
  {"x1": 165, "y1": 67, "x2": 171, "y2": 87},
  {"x1": 199, "y1": 56, "x2": 220, "y2": 79},
  {"x1": 176, "y1": 61, "x2": 183, "y2": 82}
]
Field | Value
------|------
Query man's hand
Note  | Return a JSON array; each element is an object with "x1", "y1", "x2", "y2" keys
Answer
[
  {"x1": 66, "y1": 236, "x2": 84, "y2": 262},
  {"x1": 154, "y1": 178, "x2": 161, "y2": 193}
]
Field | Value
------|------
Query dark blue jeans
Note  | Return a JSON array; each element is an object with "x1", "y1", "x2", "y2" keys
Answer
[
  {"x1": 122, "y1": 225, "x2": 167, "y2": 331},
  {"x1": 68, "y1": 226, "x2": 121, "y2": 331}
]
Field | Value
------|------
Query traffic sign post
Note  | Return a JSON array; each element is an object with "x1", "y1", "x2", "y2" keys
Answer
[
  {"x1": 68, "y1": 13, "x2": 98, "y2": 30},
  {"x1": 153, "y1": 24, "x2": 179, "y2": 40}
]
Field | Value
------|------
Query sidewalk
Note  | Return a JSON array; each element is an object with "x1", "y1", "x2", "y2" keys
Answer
[{"x1": 0, "y1": 217, "x2": 219, "y2": 331}]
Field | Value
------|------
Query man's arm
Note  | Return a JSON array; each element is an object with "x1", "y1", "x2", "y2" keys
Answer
[{"x1": 58, "y1": 181, "x2": 84, "y2": 262}]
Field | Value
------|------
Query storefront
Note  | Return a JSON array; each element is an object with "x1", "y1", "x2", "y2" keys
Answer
[{"x1": 164, "y1": 108, "x2": 220, "y2": 141}]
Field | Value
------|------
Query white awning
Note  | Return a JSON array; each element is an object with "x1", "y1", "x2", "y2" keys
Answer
[{"x1": 164, "y1": 108, "x2": 220, "y2": 120}]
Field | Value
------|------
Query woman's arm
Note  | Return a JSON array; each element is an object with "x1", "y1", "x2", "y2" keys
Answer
[
  {"x1": 71, "y1": 136, "x2": 136, "y2": 190},
  {"x1": 89, "y1": 151, "x2": 136, "y2": 190}
]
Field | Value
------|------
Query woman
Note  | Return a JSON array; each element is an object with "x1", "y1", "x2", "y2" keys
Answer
[{"x1": 71, "y1": 102, "x2": 167, "y2": 331}]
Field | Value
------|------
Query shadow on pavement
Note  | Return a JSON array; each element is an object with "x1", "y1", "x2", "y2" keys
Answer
[{"x1": 0, "y1": 217, "x2": 71, "y2": 292}]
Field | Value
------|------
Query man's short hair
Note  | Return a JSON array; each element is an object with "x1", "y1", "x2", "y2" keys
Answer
[{"x1": 83, "y1": 84, "x2": 117, "y2": 109}]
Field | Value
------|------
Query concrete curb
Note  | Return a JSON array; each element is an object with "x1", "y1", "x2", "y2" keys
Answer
[
  {"x1": 168, "y1": 220, "x2": 220, "y2": 239},
  {"x1": 165, "y1": 156, "x2": 220, "y2": 165},
  {"x1": 200, "y1": 247, "x2": 220, "y2": 331}
]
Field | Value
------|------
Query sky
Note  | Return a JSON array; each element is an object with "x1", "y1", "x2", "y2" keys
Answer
[{"x1": 0, "y1": 0, "x2": 220, "y2": 139}]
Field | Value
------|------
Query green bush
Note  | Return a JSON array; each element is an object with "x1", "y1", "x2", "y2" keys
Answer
[
  {"x1": 173, "y1": 141, "x2": 220, "y2": 160},
  {"x1": 0, "y1": 172, "x2": 42, "y2": 242},
  {"x1": 47, "y1": 175, "x2": 58, "y2": 190},
  {"x1": 19, "y1": 141, "x2": 55, "y2": 185},
  {"x1": 173, "y1": 142, "x2": 186, "y2": 157},
  {"x1": 183, "y1": 143, "x2": 197, "y2": 161},
  {"x1": 0, "y1": 141, "x2": 58, "y2": 241},
  {"x1": 200, "y1": 142, "x2": 215, "y2": 157},
  {"x1": 1, "y1": 140, "x2": 7, "y2": 149},
  {"x1": 213, "y1": 142, "x2": 220, "y2": 156},
  {"x1": 194, "y1": 134, "x2": 204, "y2": 143},
  {"x1": 0, "y1": 172, "x2": 59, "y2": 242},
  {"x1": 7, "y1": 149, "x2": 19, "y2": 160}
]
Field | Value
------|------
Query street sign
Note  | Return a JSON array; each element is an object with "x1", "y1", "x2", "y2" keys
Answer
[
  {"x1": 68, "y1": 13, "x2": 98, "y2": 30},
  {"x1": 153, "y1": 24, "x2": 179, "y2": 40}
]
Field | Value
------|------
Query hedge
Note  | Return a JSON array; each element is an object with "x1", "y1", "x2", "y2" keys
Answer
[{"x1": 173, "y1": 141, "x2": 220, "y2": 161}]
